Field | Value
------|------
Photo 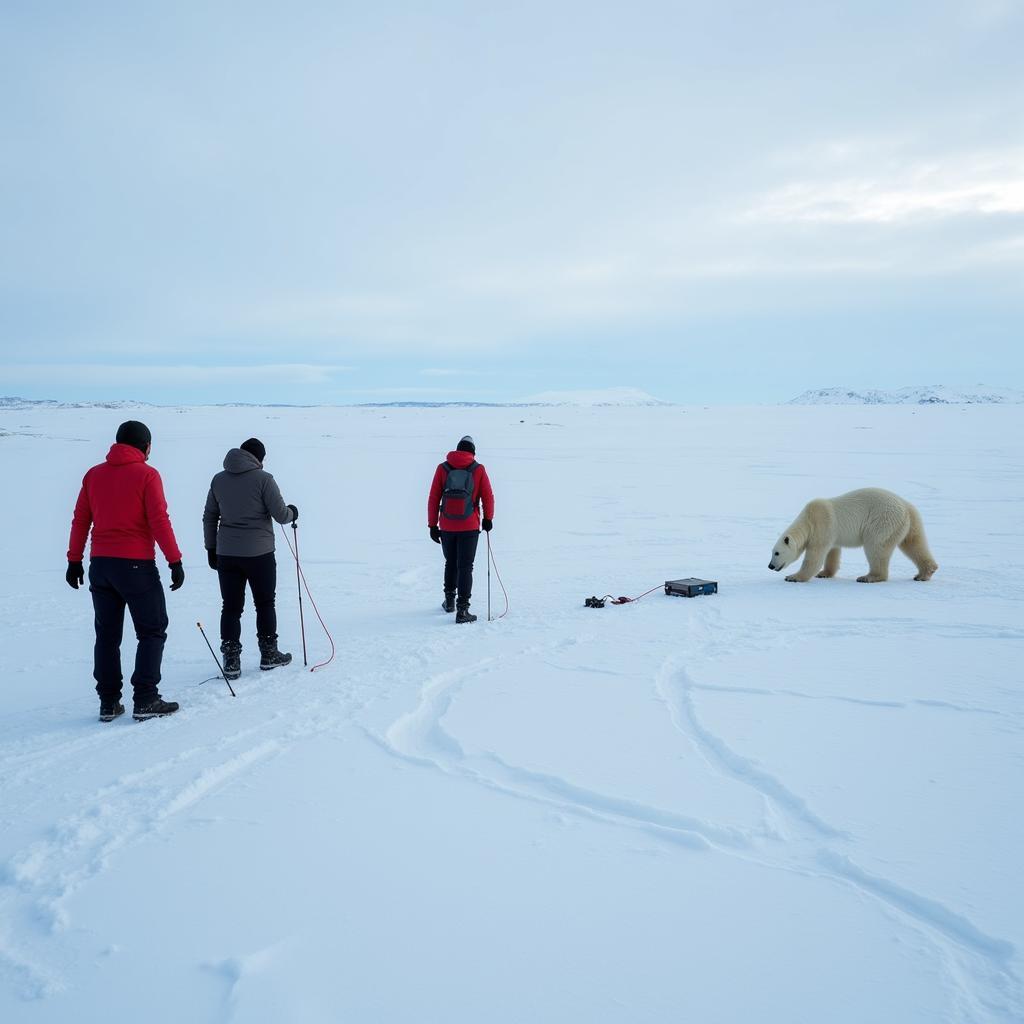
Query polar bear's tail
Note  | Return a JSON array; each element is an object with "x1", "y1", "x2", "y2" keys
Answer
[{"x1": 900, "y1": 502, "x2": 938, "y2": 581}]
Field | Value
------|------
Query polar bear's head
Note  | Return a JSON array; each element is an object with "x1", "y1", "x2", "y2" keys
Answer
[{"x1": 768, "y1": 531, "x2": 801, "y2": 572}]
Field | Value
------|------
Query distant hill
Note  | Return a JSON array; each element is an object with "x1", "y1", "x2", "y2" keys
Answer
[
  {"x1": 2, "y1": 389, "x2": 672, "y2": 410},
  {"x1": 522, "y1": 388, "x2": 670, "y2": 407},
  {"x1": 357, "y1": 402, "x2": 520, "y2": 408},
  {"x1": 0, "y1": 396, "x2": 151, "y2": 410},
  {"x1": 789, "y1": 385, "x2": 1024, "y2": 406}
]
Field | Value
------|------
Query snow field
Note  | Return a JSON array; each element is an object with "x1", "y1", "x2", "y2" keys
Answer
[{"x1": 0, "y1": 403, "x2": 1022, "y2": 1022}]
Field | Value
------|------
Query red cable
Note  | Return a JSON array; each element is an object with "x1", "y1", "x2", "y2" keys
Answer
[
  {"x1": 278, "y1": 525, "x2": 336, "y2": 672},
  {"x1": 609, "y1": 583, "x2": 662, "y2": 605}
]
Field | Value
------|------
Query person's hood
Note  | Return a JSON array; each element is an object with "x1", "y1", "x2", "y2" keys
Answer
[
  {"x1": 223, "y1": 448, "x2": 262, "y2": 473},
  {"x1": 446, "y1": 450, "x2": 477, "y2": 468},
  {"x1": 105, "y1": 443, "x2": 147, "y2": 466}
]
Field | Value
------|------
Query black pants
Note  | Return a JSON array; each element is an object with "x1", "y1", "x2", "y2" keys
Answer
[
  {"x1": 440, "y1": 530, "x2": 480, "y2": 608},
  {"x1": 217, "y1": 552, "x2": 278, "y2": 645},
  {"x1": 89, "y1": 557, "x2": 169, "y2": 706}
]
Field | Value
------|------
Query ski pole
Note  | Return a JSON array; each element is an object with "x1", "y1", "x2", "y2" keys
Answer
[
  {"x1": 485, "y1": 537, "x2": 510, "y2": 620},
  {"x1": 487, "y1": 532, "x2": 492, "y2": 622},
  {"x1": 197, "y1": 622, "x2": 236, "y2": 697},
  {"x1": 293, "y1": 521, "x2": 308, "y2": 667},
  {"x1": 277, "y1": 522, "x2": 335, "y2": 672}
]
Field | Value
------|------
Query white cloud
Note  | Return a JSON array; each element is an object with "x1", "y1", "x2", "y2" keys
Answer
[{"x1": 743, "y1": 150, "x2": 1024, "y2": 225}]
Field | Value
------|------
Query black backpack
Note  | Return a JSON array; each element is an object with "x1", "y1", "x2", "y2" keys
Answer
[{"x1": 441, "y1": 461, "x2": 478, "y2": 520}]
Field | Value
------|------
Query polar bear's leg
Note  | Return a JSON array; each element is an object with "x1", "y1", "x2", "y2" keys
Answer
[
  {"x1": 902, "y1": 537, "x2": 938, "y2": 581},
  {"x1": 786, "y1": 543, "x2": 828, "y2": 582},
  {"x1": 857, "y1": 538, "x2": 896, "y2": 583},
  {"x1": 900, "y1": 503, "x2": 938, "y2": 581},
  {"x1": 817, "y1": 547, "x2": 841, "y2": 578}
]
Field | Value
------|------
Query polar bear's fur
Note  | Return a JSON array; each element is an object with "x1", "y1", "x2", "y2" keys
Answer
[{"x1": 768, "y1": 488, "x2": 938, "y2": 583}]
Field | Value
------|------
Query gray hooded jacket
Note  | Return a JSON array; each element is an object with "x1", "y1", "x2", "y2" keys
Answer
[{"x1": 203, "y1": 448, "x2": 294, "y2": 557}]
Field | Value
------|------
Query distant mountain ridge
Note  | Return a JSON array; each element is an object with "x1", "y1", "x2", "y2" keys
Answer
[
  {"x1": 789, "y1": 385, "x2": 1024, "y2": 406},
  {"x1": 362, "y1": 389, "x2": 672, "y2": 408},
  {"x1": 7, "y1": 386, "x2": 1022, "y2": 410},
  {"x1": 0, "y1": 396, "x2": 151, "y2": 410},
  {"x1": 523, "y1": 387, "x2": 669, "y2": 407},
  {"x1": 2, "y1": 388, "x2": 672, "y2": 410}
]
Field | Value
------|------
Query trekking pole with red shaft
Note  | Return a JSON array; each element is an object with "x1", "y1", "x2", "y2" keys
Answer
[{"x1": 293, "y1": 521, "x2": 308, "y2": 668}]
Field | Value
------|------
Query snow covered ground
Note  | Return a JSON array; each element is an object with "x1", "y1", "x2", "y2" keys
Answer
[{"x1": 1, "y1": 402, "x2": 1022, "y2": 1023}]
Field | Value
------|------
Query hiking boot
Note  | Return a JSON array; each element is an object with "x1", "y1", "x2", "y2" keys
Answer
[
  {"x1": 455, "y1": 607, "x2": 477, "y2": 624},
  {"x1": 258, "y1": 636, "x2": 292, "y2": 671},
  {"x1": 220, "y1": 641, "x2": 242, "y2": 681},
  {"x1": 442, "y1": 592, "x2": 456, "y2": 613},
  {"x1": 133, "y1": 698, "x2": 180, "y2": 721},
  {"x1": 99, "y1": 702, "x2": 125, "y2": 722}
]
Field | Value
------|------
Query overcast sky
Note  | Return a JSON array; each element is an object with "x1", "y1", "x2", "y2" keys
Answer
[{"x1": 1, "y1": 1, "x2": 1022, "y2": 404}]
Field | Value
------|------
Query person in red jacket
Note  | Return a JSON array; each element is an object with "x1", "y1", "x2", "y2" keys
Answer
[
  {"x1": 66, "y1": 421, "x2": 185, "y2": 721},
  {"x1": 427, "y1": 435, "x2": 495, "y2": 623}
]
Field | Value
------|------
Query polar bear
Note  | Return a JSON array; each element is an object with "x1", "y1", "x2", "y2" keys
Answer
[{"x1": 768, "y1": 488, "x2": 938, "y2": 583}]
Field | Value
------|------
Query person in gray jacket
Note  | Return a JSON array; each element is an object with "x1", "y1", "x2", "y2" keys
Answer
[{"x1": 203, "y1": 438, "x2": 297, "y2": 679}]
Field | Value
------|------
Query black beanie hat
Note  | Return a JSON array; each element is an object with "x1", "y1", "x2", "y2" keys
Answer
[
  {"x1": 115, "y1": 420, "x2": 151, "y2": 454},
  {"x1": 456, "y1": 435, "x2": 476, "y2": 454},
  {"x1": 240, "y1": 437, "x2": 266, "y2": 463}
]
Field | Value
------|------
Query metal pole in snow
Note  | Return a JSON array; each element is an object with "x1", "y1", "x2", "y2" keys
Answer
[
  {"x1": 197, "y1": 622, "x2": 236, "y2": 697},
  {"x1": 293, "y1": 521, "x2": 308, "y2": 667}
]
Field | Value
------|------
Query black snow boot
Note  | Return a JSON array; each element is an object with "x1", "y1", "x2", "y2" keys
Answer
[
  {"x1": 133, "y1": 697, "x2": 180, "y2": 721},
  {"x1": 455, "y1": 605, "x2": 477, "y2": 624},
  {"x1": 258, "y1": 636, "x2": 292, "y2": 671},
  {"x1": 220, "y1": 640, "x2": 242, "y2": 681},
  {"x1": 99, "y1": 701, "x2": 125, "y2": 722},
  {"x1": 442, "y1": 592, "x2": 456, "y2": 613}
]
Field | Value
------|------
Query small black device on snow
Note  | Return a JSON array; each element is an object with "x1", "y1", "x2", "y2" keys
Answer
[
  {"x1": 664, "y1": 578, "x2": 718, "y2": 598},
  {"x1": 584, "y1": 577, "x2": 718, "y2": 607}
]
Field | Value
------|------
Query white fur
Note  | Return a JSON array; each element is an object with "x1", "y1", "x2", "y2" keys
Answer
[{"x1": 768, "y1": 488, "x2": 938, "y2": 583}]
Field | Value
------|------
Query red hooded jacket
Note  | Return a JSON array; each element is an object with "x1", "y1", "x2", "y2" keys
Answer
[
  {"x1": 427, "y1": 450, "x2": 495, "y2": 532},
  {"x1": 67, "y1": 444, "x2": 183, "y2": 563}
]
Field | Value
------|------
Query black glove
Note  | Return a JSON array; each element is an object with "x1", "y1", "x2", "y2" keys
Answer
[
  {"x1": 66, "y1": 560, "x2": 85, "y2": 589},
  {"x1": 429, "y1": 525, "x2": 441, "y2": 544},
  {"x1": 481, "y1": 518, "x2": 493, "y2": 532},
  {"x1": 287, "y1": 504, "x2": 298, "y2": 523},
  {"x1": 207, "y1": 549, "x2": 218, "y2": 570},
  {"x1": 169, "y1": 561, "x2": 185, "y2": 591}
]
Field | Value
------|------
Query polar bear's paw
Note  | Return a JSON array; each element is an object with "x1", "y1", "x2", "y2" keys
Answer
[
  {"x1": 856, "y1": 573, "x2": 887, "y2": 583},
  {"x1": 815, "y1": 570, "x2": 835, "y2": 578},
  {"x1": 785, "y1": 573, "x2": 810, "y2": 582},
  {"x1": 914, "y1": 566, "x2": 937, "y2": 581}
]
